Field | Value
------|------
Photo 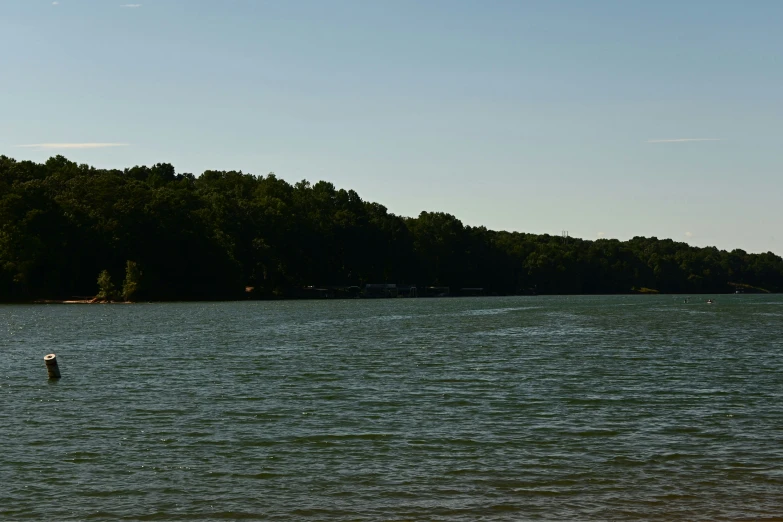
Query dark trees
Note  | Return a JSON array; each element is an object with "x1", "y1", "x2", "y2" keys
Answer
[{"x1": 1, "y1": 155, "x2": 781, "y2": 301}]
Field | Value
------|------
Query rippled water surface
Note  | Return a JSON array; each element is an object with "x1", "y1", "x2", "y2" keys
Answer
[{"x1": 2, "y1": 295, "x2": 782, "y2": 520}]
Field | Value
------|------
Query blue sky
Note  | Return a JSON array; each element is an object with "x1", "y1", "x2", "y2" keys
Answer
[{"x1": 2, "y1": 1, "x2": 781, "y2": 254}]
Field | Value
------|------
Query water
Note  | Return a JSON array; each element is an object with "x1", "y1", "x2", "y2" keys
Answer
[{"x1": 2, "y1": 295, "x2": 782, "y2": 520}]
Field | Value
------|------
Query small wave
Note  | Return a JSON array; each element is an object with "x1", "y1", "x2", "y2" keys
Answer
[
  {"x1": 80, "y1": 489, "x2": 146, "y2": 498},
  {"x1": 458, "y1": 306, "x2": 540, "y2": 317},
  {"x1": 292, "y1": 433, "x2": 395, "y2": 443},
  {"x1": 570, "y1": 429, "x2": 622, "y2": 437},
  {"x1": 510, "y1": 488, "x2": 566, "y2": 496}
]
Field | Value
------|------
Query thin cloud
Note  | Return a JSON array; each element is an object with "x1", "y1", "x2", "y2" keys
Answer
[
  {"x1": 646, "y1": 138, "x2": 723, "y2": 143},
  {"x1": 597, "y1": 232, "x2": 606, "y2": 238},
  {"x1": 52, "y1": 1, "x2": 59, "y2": 5},
  {"x1": 120, "y1": 3, "x2": 142, "y2": 7},
  {"x1": 16, "y1": 143, "x2": 129, "y2": 150},
  {"x1": 685, "y1": 232, "x2": 694, "y2": 238}
]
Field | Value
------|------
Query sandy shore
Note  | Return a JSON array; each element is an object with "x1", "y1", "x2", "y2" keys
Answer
[{"x1": 32, "y1": 299, "x2": 124, "y2": 304}]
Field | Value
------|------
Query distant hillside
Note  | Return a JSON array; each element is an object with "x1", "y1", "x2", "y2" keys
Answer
[{"x1": 1, "y1": 155, "x2": 781, "y2": 301}]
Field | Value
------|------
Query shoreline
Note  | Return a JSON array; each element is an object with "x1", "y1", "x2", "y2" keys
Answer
[
  {"x1": 15, "y1": 292, "x2": 772, "y2": 305},
  {"x1": 30, "y1": 299, "x2": 126, "y2": 305}
]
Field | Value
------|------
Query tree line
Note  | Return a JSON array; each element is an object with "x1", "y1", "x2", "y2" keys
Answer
[{"x1": 1, "y1": 155, "x2": 781, "y2": 301}]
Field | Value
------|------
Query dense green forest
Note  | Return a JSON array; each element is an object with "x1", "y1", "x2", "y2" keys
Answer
[{"x1": 1, "y1": 155, "x2": 781, "y2": 301}]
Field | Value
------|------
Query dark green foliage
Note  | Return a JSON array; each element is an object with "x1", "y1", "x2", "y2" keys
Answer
[
  {"x1": 0, "y1": 154, "x2": 781, "y2": 301},
  {"x1": 122, "y1": 260, "x2": 140, "y2": 302},
  {"x1": 96, "y1": 269, "x2": 116, "y2": 301}
]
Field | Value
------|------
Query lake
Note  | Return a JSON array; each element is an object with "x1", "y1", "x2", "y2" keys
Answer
[{"x1": 2, "y1": 295, "x2": 782, "y2": 520}]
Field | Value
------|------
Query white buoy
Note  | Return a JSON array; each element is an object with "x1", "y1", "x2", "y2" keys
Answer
[{"x1": 44, "y1": 354, "x2": 61, "y2": 379}]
